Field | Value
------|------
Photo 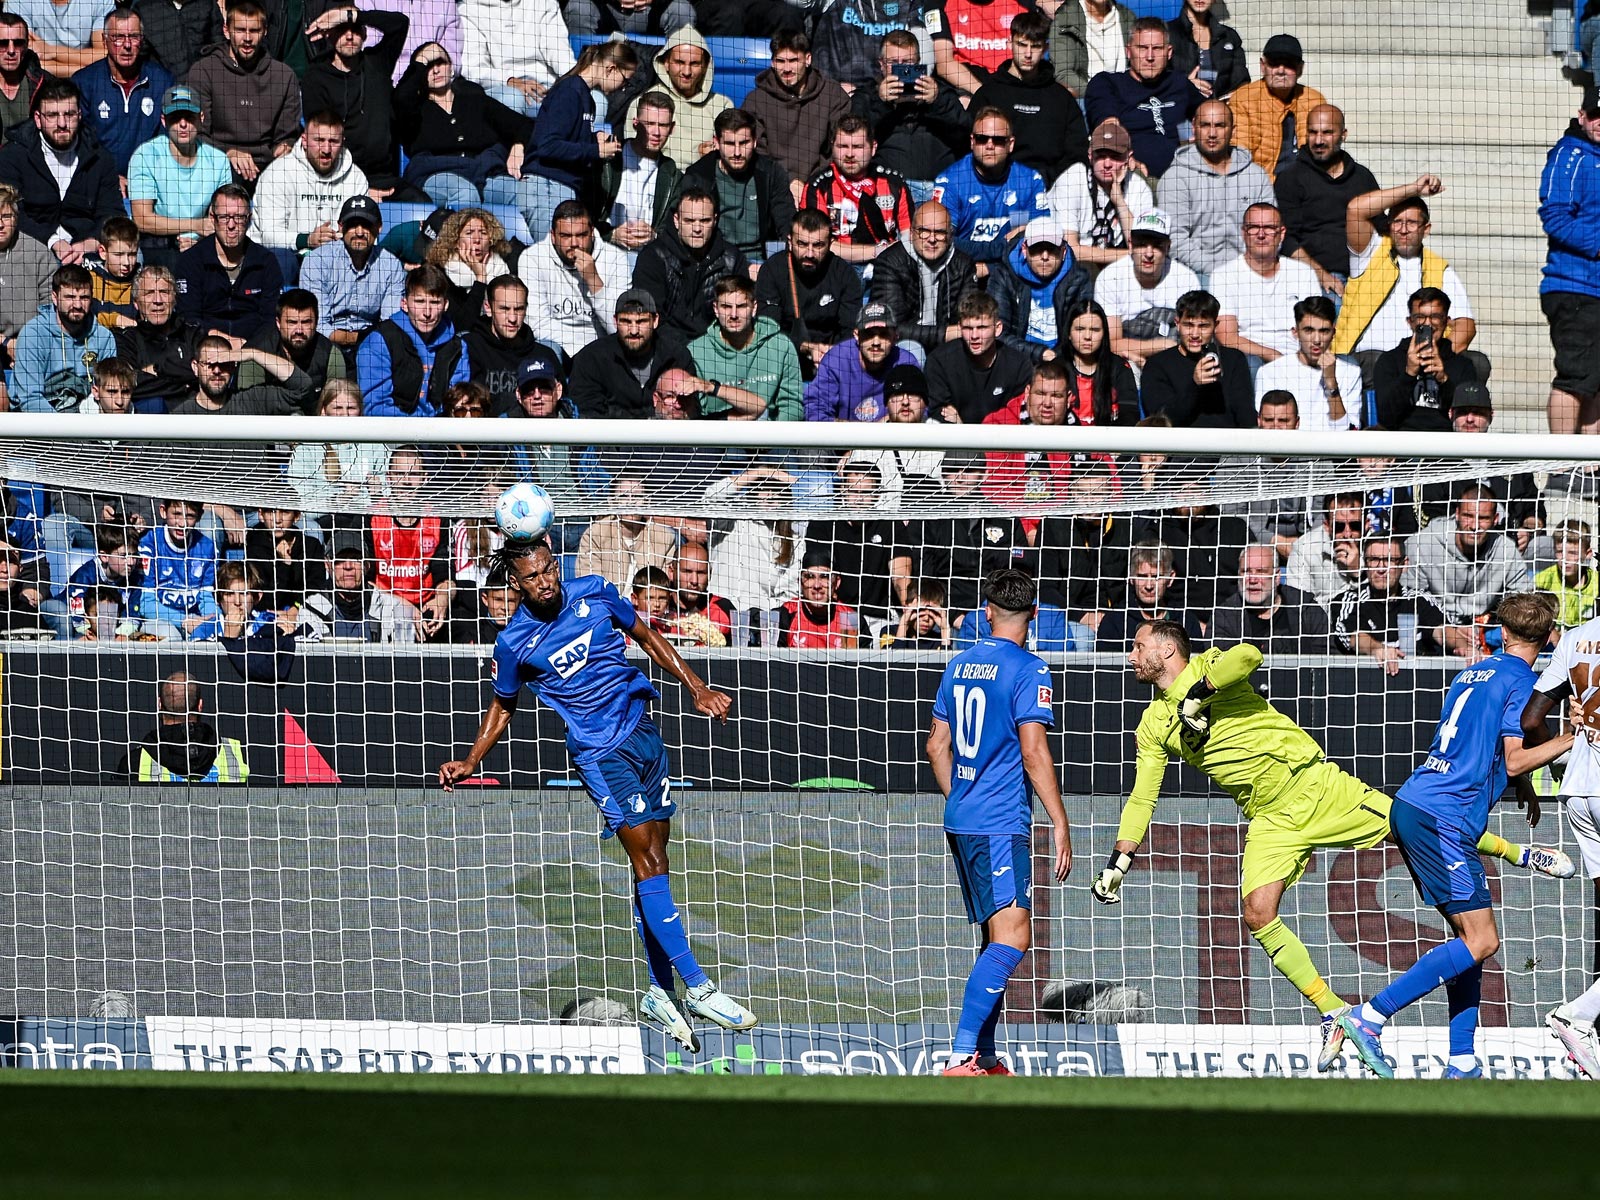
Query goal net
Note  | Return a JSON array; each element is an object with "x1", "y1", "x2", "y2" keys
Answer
[{"x1": 1, "y1": 414, "x2": 1595, "y2": 1076}]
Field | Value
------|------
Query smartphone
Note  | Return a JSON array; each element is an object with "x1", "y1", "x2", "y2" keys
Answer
[
  {"x1": 1201, "y1": 338, "x2": 1221, "y2": 368},
  {"x1": 892, "y1": 62, "x2": 926, "y2": 86},
  {"x1": 1415, "y1": 322, "x2": 1435, "y2": 348}
]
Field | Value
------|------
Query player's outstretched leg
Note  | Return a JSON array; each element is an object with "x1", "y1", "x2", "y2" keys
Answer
[
  {"x1": 1545, "y1": 1006, "x2": 1600, "y2": 1080},
  {"x1": 633, "y1": 888, "x2": 698, "y2": 1053},
  {"x1": 1477, "y1": 830, "x2": 1576, "y2": 879},
  {"x1": 1242, "y1": 882, "x2": 1350, "y2": 1072}
]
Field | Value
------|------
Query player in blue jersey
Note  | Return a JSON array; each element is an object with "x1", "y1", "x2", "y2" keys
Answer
[
  {"x1": 926, "y1": 569, "x2": 1072, "y2": 1076},
  {"x1": 439, "y1": 538, "x2": 756, "y2": 1053},
  {"x1": 1339, "y1": 593, "x2": 1576, "y2": 1079}
]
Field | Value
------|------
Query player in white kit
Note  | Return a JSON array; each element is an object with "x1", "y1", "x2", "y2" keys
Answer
[{"x1": 1522, "y1": 614, "x2": 1600, "y2": 1079}]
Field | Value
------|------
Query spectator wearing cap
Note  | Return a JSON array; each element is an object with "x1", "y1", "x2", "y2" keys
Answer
[
  {"x1": 932, "y1": 107, "x2": 1048, "y2": 266},
  {"x1": 72, "y1": 7, "x2": 173, "y2": 186},
  {"x1": 128, "y1": 86, "x2": 235, "y2": 269},
  {"x1": 844, "y1": 364, "x2": 945, "y2": 502},
  {"x1": 1047, "y1": 120, "x2": 1155, "y2": 273},
  {"x1": 174, "y1": 181, "x2": 284, "y2": 341},
  {"x1": 185, "y1": 0, "x2": 302, "y2": 185},
  {"x1": 299, "y1": 194, "x2": 406, "y2": 355},
  {"x1": 248, "y1": 112, "x2": 370, "y2": 271},
  {"x1": 1226, "y1": 35, "x2": 1328, "y2": 183},
  {"x1": 518, "y1": 198, "x2": 627, "y2": 363},
  {"x1": 755, "y1": 208, "x2": 864, "y2": 380},
  {"x1": 1140, "y1": 288, "x2": 1255, "y2": 428},
  {"x1": 1209, "y1": 200, "x2": 1321, "y2": 371},
  {"x1": 1370, "y1": 286, "x2": 1479, "y2": 433},
  {"x1": 1273, "y1": 103, "x2": 1379, "y2": 294},
  {"x1": 1083, "y1": 18, "x2": 1205, "y2": 179},
  {"x1": 503, "y1": 352, "x2": 591, "y2": 530},
  {"x1": 302, "y1": 7, "x2": 414, "y2": 199},
  {"x1": 356, "y1": 263, "x2": 472, "y2": 418},
  {"x1": 804, "y1": 303, "x2": 919, "y2": 421},
  {"x1": 462, "y1": 274, "x2": 563, "y2": 416},
  {"x1": 801, "y1": 114, "x2": 913, "y2": 270},
  {"x1": 0, "y1": 78, "x2": 122, "y2": 265},
  {"x1": 869, "y1": 199, "x2": 978, "y2": 358},
  {"x1": 1541, "y1": 81, "x2": 1600, "y2": 435},
  {"x1": 595, "y1": 90, "x2": 682, "y2": 259},
  {"x1": 567, "y1": 288, "x2": 697, "y2": 421},
  {"x1": 1092, "y1": 207, "x2": 1200, "y2": 366},
  {"x1": 970, "y1": 12, "x2": 1087, "y2": 186},
  {"x1": 776, "y1": 549, "x2": 860, "y2": 649},
  {"x1": 1159, "y1": 99, "x2": 1273, "y2": 281},
  {"x1": 988, "y1": 215, "x2": 1093, "y2": 364}
]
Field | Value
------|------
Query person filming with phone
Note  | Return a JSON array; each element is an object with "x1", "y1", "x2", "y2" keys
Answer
[
  {"x1": 1372, "y1": 286, "x2": 1481, "y2": 432},
  {"x1": 852, "y1": 30, "x2": 972, "y2": 206},
  {"x1": 1140, "y1": 288, "x2": 1255, "y2": 427}
]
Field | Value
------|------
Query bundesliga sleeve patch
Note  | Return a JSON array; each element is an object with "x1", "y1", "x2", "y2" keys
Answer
[{"x1": 1038, "y1": 686, "x2": 1052, "y2": 708}]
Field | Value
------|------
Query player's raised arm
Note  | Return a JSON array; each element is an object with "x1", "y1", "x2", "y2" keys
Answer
[
  {"x1": 926, "y1": 717, "x2": 953, "y2": 799},
  {"x1": 439, "y1": 692, "x2": 518, "y2": 789},
  {"x1": 1204, "y1": 642, "x2": 1265, "y2": 690},
  {"x1": 1503, "y1": 727, "x2": 1576, "y2": 780},
  {"x1": 1020, "y1": 722, "x2": 1071, "y2": 881},
  {"x1": 625, "y1": 617, "x2": 733, "y2": 723}
]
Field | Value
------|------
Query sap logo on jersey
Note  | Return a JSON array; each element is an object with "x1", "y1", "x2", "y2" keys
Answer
[{"x1": 549, "y1": 629, "x2": 594, "y2": 679}]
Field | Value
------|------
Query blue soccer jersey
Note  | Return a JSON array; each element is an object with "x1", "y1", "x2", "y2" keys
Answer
[
  {"x1": 930, "y1": 157, "x2": 1048, "y2": 262},
  {"x1": 1396, "y1": 652, "x2": 1535, "y2": 834},
  {"x1": 931, "y1": 636, "x2": 1055, "y2": 835},
  {"x1": 491, "y1": 575, "x2": 659, "y2": 756}
]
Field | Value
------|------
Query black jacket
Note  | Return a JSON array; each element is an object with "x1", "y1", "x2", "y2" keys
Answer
[
  {"x1": 1035, "y1": 514, "x2": 1134, "y2": 615},
  {"x1": 115, "y1": 317, "x2": 205, "y2": 412},
  {"x1": 174, "y1": 236, "x2": 284, "y2": 340},
  {"x1": 462, "y1": 321, "x2": 563, "y2": 416},
  {"x1": 1167, "y1": 14, "x2": 1250, "y2": 98},
  {"x1": 134, "y1": 0, "x2": 220, "y2": 78},
  {"x1": 117, "y1": 719, "x2": 222, "y2": 782},
  {"x1": 916, "y1": 512, "x2": 1035, "y2": 616},
  {"x1": 986, "y1": 254, "x2": 1094, "y2": 363},
  {"x1": 970, "y1": 60, "x2": 1088, "y2": 185},
  {"x1": 851, "y1": 76, "x2": 970, "y2": 183},
  {"x1": 301, "y1": 10, "x2": 410, "y2": 187},
  {"x1": 566, "y1": 331, "x2": 695, "y2": 420},
  {"x1": 1132, "y1": 507, "x2": 1252, "y2": 614},
  {"x1": 679, "y1": 150, "x2": 796, "y2": 256},
  {"x1": 243, "y1": 525, "x2": 328, "y2": 611},
  {"x1": 0, "y1": 124, "x2": 122, "y2": 246},
  {"x1": 925, "y1": 339, "x2": 1034, "y2": 425},
  {"x1": 393, "y1": 60, "x2": 534, "y2": 181},
  {"x1": 1140, "y1": 344, "x2": 1256, "y2": 428},
  {"x1": 754, "y1": 250, "x2": 864, "y2": 358},
  {"x1": 242, "y1": 322, "x2": 344, "y2": 408},
  {"x1": 870, "y1": 239, "x2": 978, "y2": 352},
  {"x1": 631, "y1": 222, "x2": 744, "y2": 344},
  {"x1": 1373, "y1": 335, "x2": 1479, "y2": 432},
  {"x1": 1210, "y1": 584, "x2": 1332, "y2": 656},
  {"x1": 1274, "y1": 148, "x2": 1381, "y2": 278}
]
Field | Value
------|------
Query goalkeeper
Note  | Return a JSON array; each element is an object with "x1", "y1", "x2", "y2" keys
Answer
[{"x1": 1095, "y1": 619, "x2": 1564, "y2": 1070}]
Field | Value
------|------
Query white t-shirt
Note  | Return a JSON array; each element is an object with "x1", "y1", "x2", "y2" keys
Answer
[
  {"x1": 1254, "y1": 352, "x2": 1365, "y2": 432},
  {"x1": 611, "y1": 143, "x2": 661, "y2": 230},
  {"x1": 1046, "y1": 163, "x2": 1154, "y2": 247},
  {"x1": 1093, "y1": 255, "x2": 1201, "y2": 322},
  {"x1": 1082, "y1": 1, "x2": 1126, "y2": 80},
  {"x1": 1209, "y1": 253, "x2": 1321, "y2": 356},
  {"x1": 1538, "y1": 616, "x2": 1600, "y2": 798},
  {"x1": 1347, "y1": 233, "x2": 1475, "y2": 354}
]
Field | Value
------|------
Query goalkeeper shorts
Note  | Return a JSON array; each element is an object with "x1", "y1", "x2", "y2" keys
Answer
[
  {"x1": 946, "y1": 831, "x2": 1033, "y2": 924},
  {"x1": 575, "y1": 719, "x2": 675, "y2": 839},
  {"x1": 1240, "y1": 761, "x2": 1391, "y2": 898}
]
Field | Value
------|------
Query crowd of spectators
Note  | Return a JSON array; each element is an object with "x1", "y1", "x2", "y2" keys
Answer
[{"x1": 0, "y1": 0, "x2": 1588, "y2": 664}]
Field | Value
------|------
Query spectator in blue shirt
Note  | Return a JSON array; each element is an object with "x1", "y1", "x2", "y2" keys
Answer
[
  {"x1": 128, "y1": 85, "x2": 234, "y2": 269},
  {"x1": 300, "y1": 194, "x2": 407, "y2": 356},
  {"x1": 136, "y1": 499, "x2": 221, "y2": 641},
  {"x1": 804, "y1": 303, "x2": 920, "y2": 421},
  {"x1": 355, "y1": 262, "x2": 471, "y2": 417},
  {"x1": 72, "y1": 7, "x2": 172, "y2": 183},
  {"x1": 12, "y1": 264, "x2": 118, "y2": 413},
  {"x1": 931, "y1": 107, "x2": 1047, "y2": 265}
]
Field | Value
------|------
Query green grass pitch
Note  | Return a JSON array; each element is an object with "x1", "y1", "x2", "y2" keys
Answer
[{"x1": 3, "y1": 1071, "x2": 1599, "y2": 1198}]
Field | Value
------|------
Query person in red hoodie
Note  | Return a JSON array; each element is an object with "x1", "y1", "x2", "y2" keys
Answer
[
  {"x1": 981, "y1": 359, "x2": 1075, "y2": 507},
  {"x1": 777, "y1": 548, "x2": 860, "y2": 648}
]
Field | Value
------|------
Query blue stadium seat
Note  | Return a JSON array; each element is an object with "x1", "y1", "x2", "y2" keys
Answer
[
  {"x1": 570, "y1": 34, "x2": 770, "y2": 107},
  {"x1": 1125, "y1": 0, "x2": 1183, "y2": 19},
  {"x1": 378, "y1": 201, "x2": 533, "y2": 245}
]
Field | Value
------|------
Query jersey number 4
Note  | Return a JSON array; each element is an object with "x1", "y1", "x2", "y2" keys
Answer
[
  {"x1": 1438, "y1": 686, "x2": 1474, "y2": 752},
  {"x1": 953, "y1": 684, "x2": 988, "y2": 758}
]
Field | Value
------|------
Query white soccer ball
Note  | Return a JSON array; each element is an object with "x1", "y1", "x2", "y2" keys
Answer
[{"x1": 494, "y1": 482, "x2": 555, "y2": 543}]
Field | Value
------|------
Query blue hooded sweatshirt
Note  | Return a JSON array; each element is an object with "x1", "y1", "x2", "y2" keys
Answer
[
  {"x1": 1006, "y1": 239, "x2": 1064, "y2": 348},
  {"x1": 1540, "y1": 121, "x2": 1600, "y2": 299}
]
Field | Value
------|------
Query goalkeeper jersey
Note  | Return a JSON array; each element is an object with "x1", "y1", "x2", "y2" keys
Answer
[{"x1": 1119, "y1": 644, "x2": 1326, "y2": 845}]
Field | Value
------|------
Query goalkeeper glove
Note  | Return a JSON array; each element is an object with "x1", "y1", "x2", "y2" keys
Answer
[
  {"x1": 1092, "y1": 850, "x2": 1134, "y2": 905},
  {"x1": 1178, "y1": 676, "x2": 1217, "y2": 745}
]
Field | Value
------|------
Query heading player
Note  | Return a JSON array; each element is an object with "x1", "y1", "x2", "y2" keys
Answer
[
  {"x1": 1339, "y1": 594, "x2": 1575, "y2": 1079},
  {"x1": 439, "y1": 539, "x2": 756, "y2": 1054},
  {"x1": 1522, "y1": 605, "x2": 1600, "y2": 1079},
  {"x1": 1098, "y1": 620, "x2": 1562, "y2": 1071},
  {"x1": 926, "y1": 569, "x2": 1072, "y2": 1076}
]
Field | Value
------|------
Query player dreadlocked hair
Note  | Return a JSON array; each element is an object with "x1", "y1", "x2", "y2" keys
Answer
[{"x1": 492, "y1": 537, "x2": 552, "y2": 574}]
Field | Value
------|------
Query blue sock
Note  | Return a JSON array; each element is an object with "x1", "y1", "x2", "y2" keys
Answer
[
  {"x1": 635, "y1": 874, "x2": 709, "y2": 990},
  {"x1": 977, "y1": 997, "x2": 1005, "y2": 1057},
  {"x1": 1446, "y1": 962, "x2": 1482, "y2": 1058},
  {"x1": 632, "y1": 889, "x2": 674, "y2": 991},
  {"x1": 954, "y1": 944, "x2": 1024, "y2": 1056},
  {"x1": 1373, "y1": 937, "x2": 1478, "y2": 1019}
]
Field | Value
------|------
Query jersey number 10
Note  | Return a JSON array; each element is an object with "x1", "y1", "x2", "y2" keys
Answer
[{"x1": 953, "y1": 684, "x2": 988, "y2": 758}]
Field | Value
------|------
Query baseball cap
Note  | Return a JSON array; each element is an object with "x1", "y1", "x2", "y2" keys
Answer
[
  {"x1": 1450, "y1": 381, "x2": 1493, "y2": 412},
  {"x1": 1024, "y1": 216, "x2": 1067, "y2": 249},
  {"x1": 339, "y1": 195, "x2": 381, "y2": 230},
  {"x1": 1262, "y1": 33, "x2": 1304, "y2": 63},
  {"x1": 1130, "y1": 209, "x2": 1172, "y2": 241},
  {"x1": 615, "y1": 288, "x2": 658, "y2": 317},
  {"x1": 1088, "y1": 119, "x2": 1132, "y2": 157},
  {"x1": 857, "y1": 302, "x2": 895, "y2": 332},
  {"x1": 942, "y1": 449, "x2": 987, "y2": 474},
  {"x1": 517, "y1": 351, "x2": 564, "y2": 389},
  {"x1": 162, "y1": 85, "x2": 202, "y2": 118},
  {"x1": 1584, "y1": 81, "x2": 1600, "y2": 116},
  {"x1": 419, "y1": 207, "x2": 451, "y2": 246},
  {"x1": 883, "y1": 363, "x2": 927, "y2": 398}
]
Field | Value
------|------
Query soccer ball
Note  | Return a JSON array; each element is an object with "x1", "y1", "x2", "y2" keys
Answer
[{"x1": 494, "y1": 483, "x2": 555, "y2": 543}]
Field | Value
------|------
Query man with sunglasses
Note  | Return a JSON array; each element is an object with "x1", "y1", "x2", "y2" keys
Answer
[
  {"x1": 0, "y1": 14, "x2": 46, "y2": 145},
  {"x1": 1286, "y1": 491, "x2": 1368, "y2": 610},
  {"x1": 931, "y1": 106, "x2": 1046, "y2": 267},
  {"x1": 172, "y1": 331, "x2": 312, "y2": 416}
]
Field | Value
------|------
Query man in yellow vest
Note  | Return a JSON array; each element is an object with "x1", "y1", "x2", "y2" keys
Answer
[
  {"x1": 121, "y1": 671, "x2": 250, "y2": 783},
  {"x1": 1333, "y1": 174, "x2": 1477, "y2": 379}
]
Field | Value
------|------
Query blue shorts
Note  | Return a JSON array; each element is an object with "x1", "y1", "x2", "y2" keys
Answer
[
  {"x1": 946, "y1": 832, "x2": 1033, "y2": 925},
  {"x1": 1390, "y1": 797, "x2": 1492, "y2": 915},
  {"x1": 575, "y1": 720, "x2": 674, "y2": 839}
]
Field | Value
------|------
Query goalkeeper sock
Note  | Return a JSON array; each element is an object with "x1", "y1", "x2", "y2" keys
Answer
[
  {"x1": 1372, "y1": 937, "x2": 1478, "y2": 1019},
  {"x1": 636, "y1": 874, "x2": 709, "y2": 990},
  {"x1": 1476, "y1": 832, "x2": 1522, "y2": 865},
  {"x1": 632, "y1": 888, "x2": 674, "y2": 992},
  {"x1": 1251, "y1": 919, "x2": 1346, "y2": 1015},
  {"x1": 953, "y1": 944, "x2": 1024, "y2": 1056},
  {"x1": 1446, "y1": 962, "x2": 1482, "y2": 1057}
]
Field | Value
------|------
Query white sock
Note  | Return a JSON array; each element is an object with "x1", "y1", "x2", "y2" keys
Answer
[
  {"x1": 1449, "y1": 1053, "x2": 1477, "y2": 1072},
  {"x1": 1359, "y1": 1002, "x2": 1388, "y2": 1028},
  {"x1": 1567, "y1": 978, "x2": 1600, "y2": 1025}
]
